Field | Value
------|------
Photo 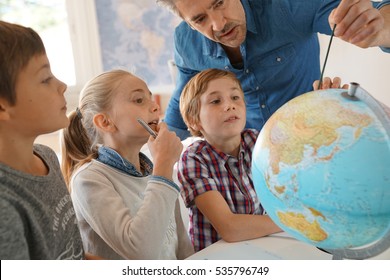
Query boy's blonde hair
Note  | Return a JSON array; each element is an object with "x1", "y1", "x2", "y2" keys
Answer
[
  {"x1": 61, "y1": 69, "x2": 134, "y2": 187},
  {"x1": 179, "y1": 69, "x2": 243, "y2": 137}
]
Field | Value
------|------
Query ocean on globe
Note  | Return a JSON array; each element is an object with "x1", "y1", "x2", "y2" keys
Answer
[{"x1": 252, "y1": 87, "x2": 390, "y2": 251}]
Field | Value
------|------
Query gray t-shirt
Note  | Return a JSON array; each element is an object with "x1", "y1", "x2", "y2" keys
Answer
[{"x1": 0, "y1": 144, "x2": 84, "y2": 259}]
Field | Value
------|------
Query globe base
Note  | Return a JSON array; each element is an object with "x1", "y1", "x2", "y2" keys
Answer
[{"x1": 322, "y1": 229, "x2": 390, "y2": 259}]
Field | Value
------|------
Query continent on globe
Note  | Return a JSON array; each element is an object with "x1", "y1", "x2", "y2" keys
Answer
[
  {"x1": 278, "y1": 212, "x2": 328, "y2": 242},
  {"x1": 261, "y1": 91, "x2": 372, "y2": 175}
]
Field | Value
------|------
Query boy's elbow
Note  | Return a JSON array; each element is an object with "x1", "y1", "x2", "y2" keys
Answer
[
  {"x1": 221, "y1": 235, "x2": 239, "y2": 243},
  {"x1": 218, "y1": 226, "x2": 242, "y2": 243}
]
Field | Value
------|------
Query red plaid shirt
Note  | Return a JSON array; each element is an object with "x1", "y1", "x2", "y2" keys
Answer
[{"x1": 178, "y1": 129, "x2": 265, "y2": 251}]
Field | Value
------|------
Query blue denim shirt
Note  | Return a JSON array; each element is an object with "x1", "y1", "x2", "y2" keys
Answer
[
  {"x1": 165, "y1": 0, "x2": 390, "y2": 139},
  {"x1": 97, "y1": 146, "x2": 180, "y2": 191}
]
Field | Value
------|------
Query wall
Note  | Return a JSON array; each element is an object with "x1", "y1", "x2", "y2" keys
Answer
[{"x1": 318, "y1": 34, "x2": 390, "y2": 107}]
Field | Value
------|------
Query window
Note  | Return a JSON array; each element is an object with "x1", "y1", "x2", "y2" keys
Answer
[{"x1": 0, "y1": 0, "x2": 103, "y2": 108}]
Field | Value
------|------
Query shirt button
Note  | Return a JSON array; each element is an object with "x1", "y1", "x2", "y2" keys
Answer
[
  {"x1": 261, "y1": 104, "x2": 266, "y2": 109},
  {"x1": 276, "y1": 57, "x2": 282, "y2": 62},
  {"x1": 256, "y1": 86, "x2": 259, "y2": 91},
  {"x1": 225, "y1": 66, "x2": 229, "y2": 69},
  {"x1": 246, "y1": 69, "x2": 250, "y2": 74}
]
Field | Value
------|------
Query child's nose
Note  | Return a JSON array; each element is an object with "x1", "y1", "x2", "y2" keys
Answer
[
  {"x1": 150, "y1": 100, "x2": 160, "y2": 113},
  {"x1": 58, "y1": 79, "x2": 67, "y2": 95},
  {"x1": 225, "y1": 102, "x2": 236, "y2": 111}
]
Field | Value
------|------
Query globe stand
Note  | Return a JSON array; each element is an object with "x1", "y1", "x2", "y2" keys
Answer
[
  {"x1": 323, "y1": 228, "x2": 390, "y2": 259},
  {"x1": 345, "y1": 83, "x2": 390, "y2": 134}
]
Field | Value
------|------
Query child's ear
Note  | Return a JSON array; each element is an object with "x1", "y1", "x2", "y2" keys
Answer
[
  {"x1": 190, "y1": 122, "x2": 202, "y2": 133},
  {"x1": 0, "y1": 98, "x2": 11, "y2": 121},
  {"x1": 93, "y1": 113, "x2": 116, "y2": 132}
]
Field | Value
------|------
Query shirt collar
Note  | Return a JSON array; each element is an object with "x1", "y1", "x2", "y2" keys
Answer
[
  {"x1": 204, "y1": 131, "x2": 247, "y2": 161},
  {"x1": 242, "y1": 0, "x2": 258, "y2": 35},
  {"x1": 97, "y1": 146, "x2": 153, "y2": 177}
]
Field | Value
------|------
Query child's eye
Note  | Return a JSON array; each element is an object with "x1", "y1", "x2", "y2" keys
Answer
[
  {"x1": 135, "y1": 98, "x2": 144, "y2": 104},
  {"x1": 210, "y1": 99, "x2": 220, "y2": 104},
  {"x1": 232, "y1": 95, "x2": 241, "y2": 100},
  {"x1": 42, "y1": 77, "x2": 53, "y2": 84}
]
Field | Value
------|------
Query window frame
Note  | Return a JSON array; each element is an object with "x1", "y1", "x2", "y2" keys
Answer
[{"x1": 65, "y1": 0, "x2": 103, "y2": 106}]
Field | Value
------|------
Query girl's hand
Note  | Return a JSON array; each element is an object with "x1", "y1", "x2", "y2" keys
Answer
[{"x1": 148, "y1": 122, "x2": 183, "y2": 179}]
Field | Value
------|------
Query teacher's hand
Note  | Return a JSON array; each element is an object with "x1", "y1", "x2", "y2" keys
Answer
[
  {"x1": 329, "y1": 0, "x2": 390, "y2": 48},
  {"x1": 313, "y1": 77, "x2": 349, "y2": 90}
]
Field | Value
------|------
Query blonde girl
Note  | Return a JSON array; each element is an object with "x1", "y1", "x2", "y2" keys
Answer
[{"x1": 61, "y1": 69, "x2": 193, "y2": 259}]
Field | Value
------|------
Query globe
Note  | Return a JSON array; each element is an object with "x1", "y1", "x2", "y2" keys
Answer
[{"x1": 252, "y1": 84, "x2": 390, "y2": 259}]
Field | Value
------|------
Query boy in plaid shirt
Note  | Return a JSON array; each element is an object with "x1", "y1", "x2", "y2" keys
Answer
[{"x1": 177, "y1": 69, "x2": 281, "y2": 252}]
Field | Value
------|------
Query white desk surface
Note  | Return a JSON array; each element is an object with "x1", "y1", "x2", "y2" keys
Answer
[{"x1": 187, "y1": 232, "x2": 390, "y2": 260}]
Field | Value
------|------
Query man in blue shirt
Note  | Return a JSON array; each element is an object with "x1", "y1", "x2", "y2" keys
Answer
[{"x1": 156, "y1": 0, "x2": 390, "y2": 140}]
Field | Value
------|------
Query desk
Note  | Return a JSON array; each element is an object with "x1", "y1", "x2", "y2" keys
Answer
[{"x1": 187, "y1": 232, "x2": 390, "y2": 260}]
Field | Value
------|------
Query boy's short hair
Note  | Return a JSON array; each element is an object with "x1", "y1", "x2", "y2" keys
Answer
[
  {"x1": 179, "y1": 68, "x2": 243, "y2": 137},
  {"x1": 0, "y1": 20, "x2": 46, "y2": 105}
]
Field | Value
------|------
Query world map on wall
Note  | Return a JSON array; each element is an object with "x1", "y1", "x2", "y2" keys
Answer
[{"x1": 95, "y1": 0, "x2": 180, "y2": 87}]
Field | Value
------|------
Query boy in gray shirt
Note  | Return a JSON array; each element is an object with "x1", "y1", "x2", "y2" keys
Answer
[{"x1": 0, "y1": 20, "x2": 84, "y2": 259}]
